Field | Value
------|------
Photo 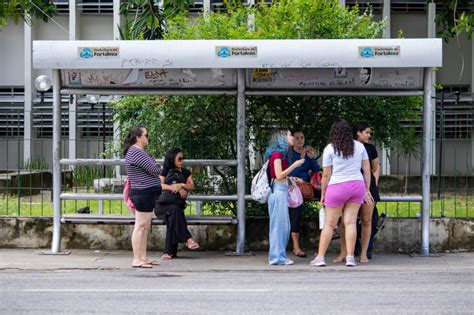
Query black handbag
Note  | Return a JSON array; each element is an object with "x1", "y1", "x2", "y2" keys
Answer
[
  {"x1": 157, "y1": 169, "x2": 187, "y2": 206},
  {"x1": 158, "y1": 190, "x2": 185, "y2": 206}
]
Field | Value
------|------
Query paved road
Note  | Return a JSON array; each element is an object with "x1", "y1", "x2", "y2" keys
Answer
[{"x1": 1, "y1": 250, "x2": 473, "y2": 314}]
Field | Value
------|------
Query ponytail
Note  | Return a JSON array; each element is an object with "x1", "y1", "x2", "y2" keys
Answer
[{"x1": 123, "y1": 125, "x2": 145, "y2": 156}]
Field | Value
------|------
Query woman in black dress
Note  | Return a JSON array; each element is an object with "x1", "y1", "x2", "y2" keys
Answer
[{"x1": 155, "y1": 148, "x2": 199, "y2": 260}]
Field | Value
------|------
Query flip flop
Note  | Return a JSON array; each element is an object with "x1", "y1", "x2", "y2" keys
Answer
[
  {"x1": 333, "y1": 256, "x2": 346, "y2": 263},
  {"x1": 293, "y1": 250, "x2": 307, "y2": 258},
  {"x1": 146, "y1": 260, "x2": 160, "y2": 265},
  {"x1": 161, "y1": 253, "x2": 173, "y2": 260},
  {"x1": 132, "y1": 263, "x2": 153, "y2": 269}
]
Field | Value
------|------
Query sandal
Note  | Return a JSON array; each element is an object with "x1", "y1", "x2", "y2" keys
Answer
[
  {"x1": 186, "y1": 239, "x2": 200, "y2": 250},
  {"x1": 293, "y1": 250, "x2": 307, "y2": 258},
  {"x1": 132, "y1": 263, "x2": 153, "y2": 269},
  {"x1": 333, "y1": 256, "x2": 346, "y2": 263},
  {"x1": 359, "y1": 256, "x2": 369, "y2": 263},
  {"x1": 161, "y1": 253, "x2": 173, "y2": 260},
  {"x1": 146, "y1": 260, "x2": 160, "y2": 265}
]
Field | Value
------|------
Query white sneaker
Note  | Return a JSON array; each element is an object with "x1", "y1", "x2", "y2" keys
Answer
[
  {"x1": 345, "y1": 256, "x2": 357, "y2": 267},
  {"x1": 310, "y1": 256, "x2": 326, "y2": 267},
  {"x1": 284, "y1": 259, "x2": 294, "y2": 265}
]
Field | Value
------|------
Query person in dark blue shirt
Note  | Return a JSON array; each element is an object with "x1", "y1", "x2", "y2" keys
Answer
[{"x1": 288, "y1": 130, "x2": 321, "y2": 258}]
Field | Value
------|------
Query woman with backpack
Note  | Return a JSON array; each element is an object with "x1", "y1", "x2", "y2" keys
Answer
[
  {"x1": 156, "y1": 148, "x2": 199, "y2": 260},
  {"x1": 311, "y1": 120, "x2": 373, "y2": 267},
  {"x1": 265, "y1": 129, "x2": 305, "y2": 265},
  {"x1": 124, "y1": 126, "x2": 162, "y2": 268}
]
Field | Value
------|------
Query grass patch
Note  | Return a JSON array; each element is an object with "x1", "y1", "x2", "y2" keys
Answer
[{"x1": 0, "y1": 192, "x2": 472, "y2": 218}]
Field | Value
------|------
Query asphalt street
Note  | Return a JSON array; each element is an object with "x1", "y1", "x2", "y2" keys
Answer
[{"x1": 1, "y1": 250, "x2": 473, "y2": 314}]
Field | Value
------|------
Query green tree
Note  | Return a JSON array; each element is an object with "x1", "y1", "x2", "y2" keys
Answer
[
  {"x1": 118, "y1": 0, "x2": 193, "y2": 40},
  {"x1": 434, "y1": 0, "x2": 474, "y2": 41},
  {"x1": 397, "y1": 127, "x2": 421, "y2": 194},
  {"x1": 114, "y1": 0, "x2": 423, "y2": 215},
  {"x1": 0, "y1": 0, "x2": 56, "y2": 28}
]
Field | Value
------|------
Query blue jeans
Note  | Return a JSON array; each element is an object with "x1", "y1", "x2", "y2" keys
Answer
[{"x1": 267, "y1": 182, "x2": 291, "y2": 265}]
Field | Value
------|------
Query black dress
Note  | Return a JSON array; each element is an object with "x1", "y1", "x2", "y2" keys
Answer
[
  {"x1": 155, "y1": 167, "x2": 192, "y2": 257},
  {"x1": 364, "y1": 143, "x2": 380, "y2": 202}
]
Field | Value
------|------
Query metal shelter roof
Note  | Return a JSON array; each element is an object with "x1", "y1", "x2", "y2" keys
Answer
[{"x1": 34, "y1": 39, "x2": 442, "y2": 70}]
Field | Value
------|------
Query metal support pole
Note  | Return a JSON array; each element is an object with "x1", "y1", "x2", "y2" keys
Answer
[
  {"x1": 98, "y1": 200, "x2": 104, "y2": 215},
  {"x1": 51, "y1": 69, "x2": 62, "y2": 253},
  {"x1": 23, "y1": 19, "x2": 33, "y2": 165},
  {"x1": 382, "y1": 0, "x2": 391, "y2": 39},
  {"x1": 236, "y1": 69, "x2": 246, "y2": 255},
  {"x1": 421, "y1": 67, "x2": 433, "y2": 256},
  {"x1": 428, "y1": 2, "x2": 437, "y2": 175},
  {"x1": 203, "y1": 0, "x2": 211, "y2": 17}
]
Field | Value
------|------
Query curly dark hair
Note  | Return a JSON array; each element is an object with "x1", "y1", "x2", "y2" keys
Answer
[{"x1": 329, "y1": 120, "x2": 354, "y2": 159}]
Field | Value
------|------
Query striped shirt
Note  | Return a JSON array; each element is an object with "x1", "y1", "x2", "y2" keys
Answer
[{"x1": 125, "y1": 146, "x2": 161, "y2": 189}]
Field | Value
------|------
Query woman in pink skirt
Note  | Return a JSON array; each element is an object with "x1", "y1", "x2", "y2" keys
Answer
[{"x1": 311, "y1": 120, "x2": 373, "y2": 267}]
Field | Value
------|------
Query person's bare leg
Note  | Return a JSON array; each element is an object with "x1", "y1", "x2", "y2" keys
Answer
[
  {"x1": 333, "y1": 223, "x2": 347, "y2": 262},
  {"x1": 140, "y1": 212, "x2": 153, "y2": 263},
  {"x1": 359, "y1": 202, "x2": 374, "y2": 263},
  {"x1": 342, "y1": 202, "x2": 362, "y2": 257},
  {"x1": 291, "y1": 232, "x2": 303, "y2": 254},
  {"x1": 132, "y1": 211, "x2": 152, "y2": 267},
  {"x1": 317, "y1": 206, "x2": 343, "y2": 258}
]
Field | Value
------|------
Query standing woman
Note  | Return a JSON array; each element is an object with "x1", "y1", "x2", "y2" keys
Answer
[
  {"x1": 265, "y1": 129, "x2": 305, "y2": 265},
  {"x1": 124, "y1": 126, "x2": 162, "y2": 268},
  {"x1": 333, "y1": 122, "x2": 381, "y2": 263},
  {"x1": 288, "y1": 130, "x2": 321, "y2": 258},
  {"x1": 354, "y1": 122, "x2": 380, "y2": 262},
  {"x1": 311, "y1": 120, "x2": 373, "y2": 267},
  {"x1": 157, "y1": 148, "x2": 199, "y2": 260}
]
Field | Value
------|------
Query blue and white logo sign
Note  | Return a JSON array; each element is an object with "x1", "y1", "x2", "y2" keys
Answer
[
  {"x1": 359, "y1": 46, "x2": 400, "y2": 58},
  {"x1": 217, "y1": 47, "x2": 231, "y2": 58},
  {"x1": 216, "y1": 46, "x2": 257, "y2": 58},
  {"x1": 359, "y1": 47, "x2": 374, "y2": 58},
  {"x1": 79, "y1": 48, "x2": 93, "y2": 59}
]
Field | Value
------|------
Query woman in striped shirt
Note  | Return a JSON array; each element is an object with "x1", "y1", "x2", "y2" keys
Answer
[{"x1": 124, "y1": 126, "x2": 162, "y2": 268}]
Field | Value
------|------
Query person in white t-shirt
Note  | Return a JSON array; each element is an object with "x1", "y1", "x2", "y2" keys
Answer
[{"x1": 310, "y1": 120, "x2": 373, "y2": 267}]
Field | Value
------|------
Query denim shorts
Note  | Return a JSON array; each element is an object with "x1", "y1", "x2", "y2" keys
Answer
[{"x1": 130, "y1": 186, "x2": 162, "y2": 212}]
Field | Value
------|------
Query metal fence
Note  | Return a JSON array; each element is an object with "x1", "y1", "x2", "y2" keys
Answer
[{"x1": 0, "y1": 94, "x2": 472, "y2": 218}]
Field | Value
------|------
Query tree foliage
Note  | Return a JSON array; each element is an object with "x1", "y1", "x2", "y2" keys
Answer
[
  {"x1": 0, "y1": 0, "x2": 56, "y2": 28},
  {"x1": 434, "y1": 0, "x2": 474, "y2": 41},
  {"x1": 118, "y1": 0, "x2": 193, "y2": 40},
  {"x1": 114, "y1": 0, "x2": 423, "y2": 215}
]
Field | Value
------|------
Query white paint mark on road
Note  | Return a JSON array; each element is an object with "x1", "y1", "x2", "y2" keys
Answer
[{"x1": 24, "y1": 289, "x2": 269, "y2": 293}]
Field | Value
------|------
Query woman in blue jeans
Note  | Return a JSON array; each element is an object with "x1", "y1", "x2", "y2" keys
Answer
[{"x1": 265, "y1": 129, "x2": 305, "y2": 265}]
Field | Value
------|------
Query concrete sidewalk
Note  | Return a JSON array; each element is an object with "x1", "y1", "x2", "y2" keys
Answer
[{"x1": 1, "y1": 249, "x2": 473, "y2": 272}]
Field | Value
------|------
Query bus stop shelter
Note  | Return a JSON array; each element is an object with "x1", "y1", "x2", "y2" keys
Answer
[{"x1": 33, "y1": 38, "x2": 442, "y2": 256}]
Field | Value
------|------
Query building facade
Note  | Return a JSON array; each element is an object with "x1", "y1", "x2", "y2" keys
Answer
[{"x1": 0, "y1": 0, "x2": 472, "y2": 176}]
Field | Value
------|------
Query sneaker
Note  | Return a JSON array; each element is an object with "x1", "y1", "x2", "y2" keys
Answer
[
  {"x1": 345, "y1": 256, "x2": 356, "y2": 267},
  {"x1": 310, "y1": 256, "x2": 326, "y2": 267},
  {"x1": 284, "y1": 259, "x2": 294, "y2": 265}
]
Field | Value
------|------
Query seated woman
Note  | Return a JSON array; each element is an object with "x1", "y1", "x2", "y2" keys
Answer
[{"x1": 155, "y1": 148, "x2": 199, "y2": 260}]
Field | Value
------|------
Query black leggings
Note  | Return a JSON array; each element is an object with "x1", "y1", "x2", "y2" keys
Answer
[{"x1": 160, "y1": 204, "x2": 192, "y2": 257}]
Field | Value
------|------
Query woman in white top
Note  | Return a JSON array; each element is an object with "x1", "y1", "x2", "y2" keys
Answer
[{"x1": 311, "y1": 120, "x2": 373, "y2": 267}]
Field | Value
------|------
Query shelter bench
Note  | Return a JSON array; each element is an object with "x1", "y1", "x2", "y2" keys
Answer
[{"x1": 59, "y1": 194, "x2": 421, "y2": 225}]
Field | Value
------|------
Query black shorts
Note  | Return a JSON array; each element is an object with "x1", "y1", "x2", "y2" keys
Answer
[{"x1": 130, "y1": 186, "x2": 162, "y2": 212}]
